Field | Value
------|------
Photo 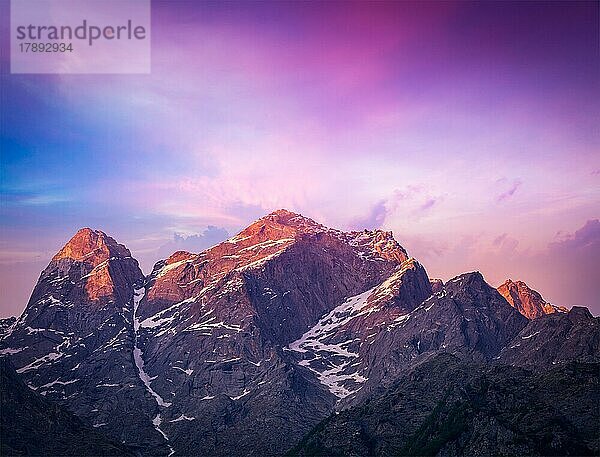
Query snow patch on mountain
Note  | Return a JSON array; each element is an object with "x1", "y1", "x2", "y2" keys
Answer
[
  {"x1": 289, "y1": 288, "x2": 377, "y2": 398},
  {"x1": 152, "y1": 414, "x2": 174, "y2": 456}
]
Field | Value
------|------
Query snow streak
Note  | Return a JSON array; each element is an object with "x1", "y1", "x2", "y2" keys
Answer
[
  {"x1": 289, "y1": 289, "x2": 375, "y2": 398},
  {"x1": 132, "y1": 287, "x2": 174, "y2": 455}
]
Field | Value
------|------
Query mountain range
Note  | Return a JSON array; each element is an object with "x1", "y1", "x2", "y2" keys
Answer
[{"x1": 1, "y1": 209, "x2": 598, "y2": 456}]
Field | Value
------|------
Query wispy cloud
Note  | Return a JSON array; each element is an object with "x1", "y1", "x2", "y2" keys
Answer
[
  {"x1": 492, "y1": 233, "x2": 519, "y2": 253},
  {"x1": 350, "y1": 200, "x2": 387, "y2": 230},
  {"x1": 156, "y1": 226, "x2": 230, "y2": 259},
  {"x1": 420, "y1": 198, "x2": 438, "y2": 211},
  {"x1": 496, "y1": 179, "x2": 522, "y2": 202}
]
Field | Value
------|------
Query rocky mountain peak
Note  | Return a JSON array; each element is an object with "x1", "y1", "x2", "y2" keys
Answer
[
  {"x1": 235, "y1": 209, "x2": 326, "y2": 242},
  {"x1": 444, "y1": 271, "x2": 487, "y2": 293},
  {"x1": 167, "y1": 250, "x2": 194, "y2": 263},
  {"x1": 568, "y1": 305, "x2": 593, "y2": 321},
  {"x1": 231, "y1": 210, "x2": 407, "y2": 263},
  {"x1": 263, "y1": 209, "x2": 323, "y2": 227},
  {"x1": 52, "y1": 228, "x2": 131, "y2": 265},
  {"x1": 9, "y1": 230, "x2": 142, "y2": 324},
  {"x1": 187, "y1": 211, "x2": 409, "y2": 278},
  {"x1": 364, "y1": 258, "x2": 430, "y2": 311},
  {"x1": 35, "y1": 229, "x2": 139, "y2": 303},
  {"x1": 342, "y1": 229, "x2": 408, "y2": 264},
  {"x1": 497, "y1": 279, "x2": 567, "y2": 320}
]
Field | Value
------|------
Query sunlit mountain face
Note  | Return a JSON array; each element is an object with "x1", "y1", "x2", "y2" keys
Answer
[{"x1": 0, "y1": 1, "x2": 598, "y2": 456}]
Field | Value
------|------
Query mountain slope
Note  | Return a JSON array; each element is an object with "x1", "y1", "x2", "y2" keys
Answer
[
  {"x1": 287, "y1": 258, "x2": 432, "y2": 399},
  {"x1": 342, "y1": 272, "x2": 528, "y2": 405},
  {"x1": 288, "y1": 354, "x2": 599, "y2": 457},
  {"x1": 0, "y1": 357, "x2": 133, "y2": 456},
  {"x1": 499, "y1": 306, "x2": 600, "y2": 367}
]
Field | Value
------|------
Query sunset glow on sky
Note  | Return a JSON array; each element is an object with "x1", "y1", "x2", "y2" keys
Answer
[{"x1": 1, "y1": 1, "x2": 598, "y2": 316}]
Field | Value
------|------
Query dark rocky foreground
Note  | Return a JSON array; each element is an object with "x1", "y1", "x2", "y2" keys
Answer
[
  {"x1": 1, "y1": 210, "x2": 598, "y2": 456},
  {"x1": 288, "y1": 354, "x2": 599, "y2": 457},
  {"x1": 0, "y1": 357, "x2": 133, "y2": 456}
]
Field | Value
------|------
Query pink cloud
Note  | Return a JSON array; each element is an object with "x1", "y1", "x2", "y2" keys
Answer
[{"x1": 550, "y1": 219, "x2": 600, "y2": 251}]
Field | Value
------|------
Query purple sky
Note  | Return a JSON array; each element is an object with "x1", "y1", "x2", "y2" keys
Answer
[{"x1": 1, "y1": 1, "x2": 599, "y2": 317}]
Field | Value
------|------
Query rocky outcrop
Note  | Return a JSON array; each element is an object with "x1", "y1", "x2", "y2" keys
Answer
[
  {"x1": 498, "y1": 279, "x2": 567, "y2": 319},
  {"x1": 499, "y1": 306, "x2": 600, "y2": 367},
  {"x1": 0, "y1": 317, "x2": 16, "y2": 339}
]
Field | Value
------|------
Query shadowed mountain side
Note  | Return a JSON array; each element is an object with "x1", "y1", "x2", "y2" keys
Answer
[
  {"x1": 0, "y1": 357, "x2": 134, "y2": 456},
  {"x1": 288, "y1": 354, "x2": 599, "y2": 457}
]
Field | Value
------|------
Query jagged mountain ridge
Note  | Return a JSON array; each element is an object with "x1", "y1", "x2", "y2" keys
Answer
[
  {"x1": 497, "y1": 279, "x2": 568, "y2": 319},
  {"x1": 1, "y1": 209, "x2": 598, "y2": 457},
  {"x1": 287, "y1": 257, "x2": 432, "y2": 399},
  {"x1": 499, "y1": 306, "x2": 600, "y2": 367},
  {"x1": 341, "y1": 271, "x2": 530, "y2": 407}
]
